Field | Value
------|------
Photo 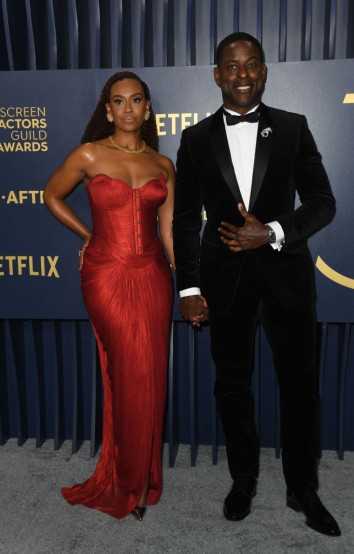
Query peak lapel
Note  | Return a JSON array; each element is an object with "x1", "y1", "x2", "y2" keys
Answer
[
  {"x1": 249, "y1": 104, "x2": 274, "y2": 213},
  {"x1": 210, "y1": 108, "x2": 243, "y2": 204}
]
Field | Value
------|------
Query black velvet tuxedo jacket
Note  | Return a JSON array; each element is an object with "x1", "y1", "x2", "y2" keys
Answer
[{"x1": 173, "y1": 103, "x2": 336, "y2": 315}]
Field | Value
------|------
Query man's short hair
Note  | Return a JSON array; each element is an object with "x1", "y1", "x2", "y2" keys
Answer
[{"x1": 215, "y1": 32, "x2": 265, "y2": 66}]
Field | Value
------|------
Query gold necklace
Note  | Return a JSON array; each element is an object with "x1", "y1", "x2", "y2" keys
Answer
[{"x1": 109, "y1": 135, "x2": 145, "y2": 154}]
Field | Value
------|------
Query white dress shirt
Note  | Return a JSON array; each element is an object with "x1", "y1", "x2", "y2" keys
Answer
[{"x1": 179, "y1": 106, "x2": 284, "y2": 298}]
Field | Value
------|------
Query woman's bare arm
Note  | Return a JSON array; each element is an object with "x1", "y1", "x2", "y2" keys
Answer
[
  {"x1": 158, "y1": 157, "x2": 175, "y2": 270},
  {"x1": 44, "y1": 144, "x2": 93, "y2": 241}
]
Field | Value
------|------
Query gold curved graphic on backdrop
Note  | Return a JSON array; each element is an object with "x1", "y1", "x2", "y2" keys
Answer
[
  {"x1": 315, "y1": 94, "x2": 354, "y2": 289},
  {"x1": 343, "y1": 93, "x2": 354, "y2": 103},
  {"x1": 316, "y1": 256, "x2": 354, "y2": 289}
]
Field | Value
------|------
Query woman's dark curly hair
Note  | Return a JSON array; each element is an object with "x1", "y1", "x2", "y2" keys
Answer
[{"x1": 81, "y1": 71, "x2": 158, "y2": 152}]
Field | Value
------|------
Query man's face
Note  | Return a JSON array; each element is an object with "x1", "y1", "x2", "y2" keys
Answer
[{"x1": 214, "y1": 40, "x2": 266, "y2": 114}]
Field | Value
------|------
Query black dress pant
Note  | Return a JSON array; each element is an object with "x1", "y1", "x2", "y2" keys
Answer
[{"x1": 209, "y1": 253, "x2": 319, "y2": 492}]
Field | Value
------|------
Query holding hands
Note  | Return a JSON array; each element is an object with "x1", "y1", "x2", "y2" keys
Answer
[{"x1": 179, "y1": 295, "x2": 209, "y2": 327}]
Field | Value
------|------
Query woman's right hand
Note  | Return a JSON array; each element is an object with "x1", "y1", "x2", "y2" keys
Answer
[{"x1": 79, "y1": 238, "x2": 91, "y2": 271}]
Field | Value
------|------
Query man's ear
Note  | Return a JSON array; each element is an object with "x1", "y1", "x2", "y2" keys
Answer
[{"x1": 213, "y1": 66, "x2": 221, "y2": 87}]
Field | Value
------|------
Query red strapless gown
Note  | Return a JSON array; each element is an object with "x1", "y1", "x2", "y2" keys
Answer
[{"x1": 61, "y1": 174, "x2": 173, "y2": 519}]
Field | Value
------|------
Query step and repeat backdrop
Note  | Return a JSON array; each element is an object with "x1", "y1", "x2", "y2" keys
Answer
[{"x1": 1, "y1": 61, "x2": 354, "y2": 321}]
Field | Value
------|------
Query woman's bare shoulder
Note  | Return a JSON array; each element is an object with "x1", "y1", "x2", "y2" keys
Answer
[
  {"x1": 70, "y1": 139, "x2": 110, "y2": 162},
  {"x1": 159, "y1": 153, "x2": 175, "y2": 179},
  {"x1": 79, "y1": 139, "x2": 110, "y2": 153},
  {"x1": 147, "y1": 148, "x2": 175, "y2": 174}
]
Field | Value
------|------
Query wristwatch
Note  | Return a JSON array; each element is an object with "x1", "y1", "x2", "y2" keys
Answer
[{"x1": 265, "y1": 225, "x2": 276, "y2": 244}]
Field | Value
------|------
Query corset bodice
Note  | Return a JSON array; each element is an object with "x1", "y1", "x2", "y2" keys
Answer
[{"x1": 85, "y1": 173, "x2": 167, "y2": 258}]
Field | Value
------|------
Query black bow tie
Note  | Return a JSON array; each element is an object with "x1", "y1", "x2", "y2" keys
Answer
[{"x1": 223, "y1": 108, "x2": 260, "y2": 126}]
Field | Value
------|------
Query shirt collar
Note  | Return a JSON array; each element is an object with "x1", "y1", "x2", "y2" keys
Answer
[{"x1": 223, "y1": 104, "x2": 260, "y2": 117}]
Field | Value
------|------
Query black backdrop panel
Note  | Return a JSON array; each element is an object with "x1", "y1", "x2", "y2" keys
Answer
[{"x1": 1, "y1": 62, "x2": 354, "y2": 320}]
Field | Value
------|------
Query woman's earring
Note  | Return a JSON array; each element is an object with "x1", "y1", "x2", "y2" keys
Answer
[
  {"x1": 144, "y1": 109, "x2": 150, "y2": 121},
  {"x1": 106, "y1": 113, "x2": 114, "y2": 123}
]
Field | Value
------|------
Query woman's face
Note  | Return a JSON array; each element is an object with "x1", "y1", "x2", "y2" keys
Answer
[{"x1": 105, "y1": 78, "x2": 150, "y2": 132}]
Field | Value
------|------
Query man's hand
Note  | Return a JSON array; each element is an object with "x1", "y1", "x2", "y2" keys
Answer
[
  {"x1": 218, "y1": 203, "x2": 269, "y2": 252},
  {"x1": 179, "y1": 295, "x2": 209, "y2": 327}
]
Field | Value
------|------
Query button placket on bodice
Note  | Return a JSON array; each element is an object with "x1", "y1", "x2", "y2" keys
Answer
[{"x1": 133, "y1": 190, "x2": 143, "y2": 255}]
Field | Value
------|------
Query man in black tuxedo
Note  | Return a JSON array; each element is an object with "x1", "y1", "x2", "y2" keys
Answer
[{"x1": 173, "y1": 32, "x2": 341, "y2": 537}]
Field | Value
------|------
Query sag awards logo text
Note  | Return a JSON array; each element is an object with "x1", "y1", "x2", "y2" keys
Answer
[{"x1": 0, "y1": 106, "x2": 48, "y2": 152}]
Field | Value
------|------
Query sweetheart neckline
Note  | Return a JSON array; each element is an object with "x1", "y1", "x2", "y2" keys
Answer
[{"x1": 87, "y1": 173, "x2": 166, "y2": 191}]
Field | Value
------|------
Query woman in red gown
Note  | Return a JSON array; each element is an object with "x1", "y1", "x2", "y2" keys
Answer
[{"x1": 44, "y1": 72, "x2": 175, "y2": 520}]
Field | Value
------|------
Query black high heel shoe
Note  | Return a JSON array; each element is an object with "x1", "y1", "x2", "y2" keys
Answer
[{"x1": 130, "y1": 506, "x2": 146, "y2": 521}]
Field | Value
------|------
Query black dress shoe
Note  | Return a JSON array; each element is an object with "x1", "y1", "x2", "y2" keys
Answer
[
  {"x1": 223, "y1": 475, "x2": 257, "y2": 521},
  {"x1": 287, "y1": 489, "x2": 341, "y2": 536},
  {"x1": 130, "y1": 506, "x2": 146, "y2": 521}
]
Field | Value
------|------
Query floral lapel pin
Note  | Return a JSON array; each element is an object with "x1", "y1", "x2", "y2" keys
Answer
[{"x1": 261, "y1": 127, "x2": 272, "y2": 138}]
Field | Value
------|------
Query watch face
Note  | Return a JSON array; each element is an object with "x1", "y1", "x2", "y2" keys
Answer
[{"x1": 268, "y1": 227, "x2": 276, "y2": 244}]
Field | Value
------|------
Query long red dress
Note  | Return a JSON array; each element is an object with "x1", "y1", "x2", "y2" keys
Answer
[{"x1": 61, "y1": 173, "x2": 173, "y2": 519}]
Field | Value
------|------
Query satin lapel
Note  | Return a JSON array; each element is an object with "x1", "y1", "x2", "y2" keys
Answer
[
  {"x1": 249, "y1": 104, "x2": 274, "y2": 213},
  {"x1": 210, "y1": 108, "x2": 243, "y2": 204}
]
